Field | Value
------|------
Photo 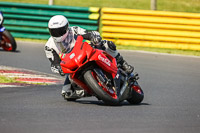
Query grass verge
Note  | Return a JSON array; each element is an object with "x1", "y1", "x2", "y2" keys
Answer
[
  {"x1": 0, "y1": 75, "x2": 16, "y2": 83},
  {"x1": 0, "y1": 75, "x2": 49, "y2": 85},
  {"x1": 1, "y1": 0, "x2": 200, "y2": 13}
]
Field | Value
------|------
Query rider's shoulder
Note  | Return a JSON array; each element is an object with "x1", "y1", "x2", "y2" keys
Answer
[
  {"x1": 71, "y1": 26, "x2": 86, "y2": 34},
  {"x1": 70, "y1": 26, "x2": 80, "y2": 30},
  {"x1": 71, "y1": 26, "x2": 78, "y2": 32},
  {"x1": 45, "y1": 37, "x2": 55, "y2": 47}
]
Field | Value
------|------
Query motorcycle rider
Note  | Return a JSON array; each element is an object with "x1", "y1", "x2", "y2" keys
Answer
[{"x1": 44, "y1": 15, "x2": 134, "y2": 100}]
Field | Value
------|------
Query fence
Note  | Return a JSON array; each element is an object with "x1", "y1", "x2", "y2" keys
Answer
[
  {"x1": 101, "y1": 8, "x2": 200, "y2": 51},
  {"x1": 0, "y1": 1, "x2": 99, "y2": 39},
  {"x1": 1, "y1": 2, "x2": 200, "y2": 51}
]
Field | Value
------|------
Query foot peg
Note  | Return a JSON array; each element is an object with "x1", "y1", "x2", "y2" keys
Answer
[{"x1": 129, "y1": 72, "x2": 139, "y2": 82}]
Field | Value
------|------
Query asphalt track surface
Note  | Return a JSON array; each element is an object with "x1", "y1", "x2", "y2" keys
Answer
[{"x1": 0, "y1": 41, "x2": 200, "y2": 133}]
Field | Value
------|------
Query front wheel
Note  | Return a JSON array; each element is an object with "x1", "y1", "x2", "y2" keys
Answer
[
  {"x1": 1, "y1": 30, "x2": 17, "y2": 51},
  {"x1": 84, "y1": 70, "x2": 120, "y2": 105},
  {"x1": 127, "y1": 81, "x2": 144, "y2": 104}
]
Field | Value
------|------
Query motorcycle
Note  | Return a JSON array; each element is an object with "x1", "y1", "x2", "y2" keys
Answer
[
  {"x1": 0, "y1": 11, "x2": 17, "y2": 51},
  {"x1": 60, "y1": 36, "x2": 144, "y2": 105}
]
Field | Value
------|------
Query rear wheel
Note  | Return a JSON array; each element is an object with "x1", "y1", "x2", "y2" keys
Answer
[
  {"x1": 84, "y1": 70, "x2": 120, "y2": 105},
  {"x1": 1, "y1": 30, "x2": 16, "y2": 51},
  {"x1": 127, "y1": 81, "x2": 144, "y2": 104}
]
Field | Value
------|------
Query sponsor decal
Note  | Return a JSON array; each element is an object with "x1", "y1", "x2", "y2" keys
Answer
[
  {"x1": 116, "y1": 74, "x2": 119, "y2": 79},
  {"x1": 70, "y1": 53, "x2": 75, "y2": 59},
  {"x1": 98, "y1": 54, "x2": 111, "y2": 66},
  {"x1": 61, "y1": 54, "x2": 66, "y2": 58}
]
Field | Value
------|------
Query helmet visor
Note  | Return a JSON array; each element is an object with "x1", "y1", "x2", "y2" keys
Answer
[{"x1": 49, "y1": 23, "x2": 69, "y2": 37}]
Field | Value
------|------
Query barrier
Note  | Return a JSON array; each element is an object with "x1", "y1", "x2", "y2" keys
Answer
[
  {"x1": 101, "y1": 8, "x2": 200, "y2": 51},
  {"x1": 0, "y1": 2, "x2": 99, "y2": 40},
  {"x1": 1, "y1": 1, "x2": 200, "y2": 51}
]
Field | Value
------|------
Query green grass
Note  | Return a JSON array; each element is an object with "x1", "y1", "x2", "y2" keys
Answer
[
  {"x1": 1, "y1": 0, "x2": 200, "y2": 13},
  {"x1": 0, "y1": 75, "x2": 17, "y2": 83},
  {"x1": 0, "y1": 75, "x2": 49, "y2": 85},
  {"x1": 157, "y1": 0, "x2": 200, "y2": 13}
]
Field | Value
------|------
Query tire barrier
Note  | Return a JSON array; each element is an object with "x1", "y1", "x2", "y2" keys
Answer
[
  {"x1": 0, "y1": 2, "x2": 99, "y2": 40},
  {"x1": 1, "y1": 1, "x2": 200, "y2": 51},
  {"x1": 101, "y1": 8, "x2": 200, "y2": 51}
]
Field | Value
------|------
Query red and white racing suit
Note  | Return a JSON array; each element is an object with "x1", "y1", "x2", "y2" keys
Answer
[
  {"x1": 44, "y1": 26, "x2": 119, "y2": 98},
  {"x1": 45, "y1": 26, "x2": 119, "y2": 75}
]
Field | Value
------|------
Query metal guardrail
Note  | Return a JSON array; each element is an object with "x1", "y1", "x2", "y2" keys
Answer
[
  {"x1": 101, "y1": 8, "x2": 200, "y2": 51},
  {"x1": 0, "y1": 1, "x2": 99, "y2": 40}
]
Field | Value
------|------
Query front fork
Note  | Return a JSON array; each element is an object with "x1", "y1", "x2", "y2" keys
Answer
[
  {"x1": 93, "y1": 67, "x2": 140, "y2": 102},
  {"x1": 114, "y1": 70, "x2": 140, "y2": 101},
  {"x1": 93, "y1": 67, "x2": 133, "y2": 101}
]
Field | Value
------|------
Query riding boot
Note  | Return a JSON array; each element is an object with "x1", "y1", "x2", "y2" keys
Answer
[
  {"x1": 115, "y1": 53, "x2": 134, "y2": 74},
  {"x1": 61, "y1": 83, "x2": 91, "y2": 100},
  {"x1": 61, "y1": 76, "x2": 89, "y2": 99}
]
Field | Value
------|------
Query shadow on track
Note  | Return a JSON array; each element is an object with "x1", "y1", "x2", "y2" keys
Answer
[
  {"x1": 0, "y1": 49, "x2": 20, "y2": 53},
  {"x1": 72, "y1": 99, "x2": 150, "y2": 107}
]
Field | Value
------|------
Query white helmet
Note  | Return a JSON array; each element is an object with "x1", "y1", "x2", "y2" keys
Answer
[{"x1": 48, "y1": 15, "x2": 69, "y2": 43}]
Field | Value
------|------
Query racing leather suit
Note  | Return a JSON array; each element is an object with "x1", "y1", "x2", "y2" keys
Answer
[
  {"x1": 45, "y1": 26, "x2": 119, "y2": 75},
  {"x1": 44, "y1": 26, "x2": 121, "y2": 99}
]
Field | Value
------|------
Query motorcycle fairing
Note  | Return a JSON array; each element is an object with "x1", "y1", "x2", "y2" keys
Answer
[
  {"x1": 70, "y1": 75, "x2": 93, "y2": 95},
  {"x1": 59, "y1": 36, "x2": 139, "y2": 102},
  {"x1": 60, "y1": 36, "x2": 118, "y2": 78},
  {"x1": 60, "y1": 37, "x2": 93, "y2": 73}
]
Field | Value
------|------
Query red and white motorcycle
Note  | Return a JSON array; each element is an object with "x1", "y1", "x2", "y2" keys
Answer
[
  {"x1": 60, "y1": 36, "x2": 144, "y2": 105},
  {"x1": 0, "y1": 11, "x2": 17, "y2": 51}
]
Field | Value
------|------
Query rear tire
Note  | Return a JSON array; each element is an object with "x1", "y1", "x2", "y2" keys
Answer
[
  {"x1": 1, "y1": 30, "x2": 16, "y2": 51},
  {"x1": 84, "y1": 70, "x2": 120, "y2": 105}
]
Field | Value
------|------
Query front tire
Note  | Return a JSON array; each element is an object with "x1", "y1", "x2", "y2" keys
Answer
[
  {"x1": 127, "y1": 82, "x2": 144, "y2": 104},
  {"x1": 84, "y1": 70, "x2": 120, "y2": 105}
]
